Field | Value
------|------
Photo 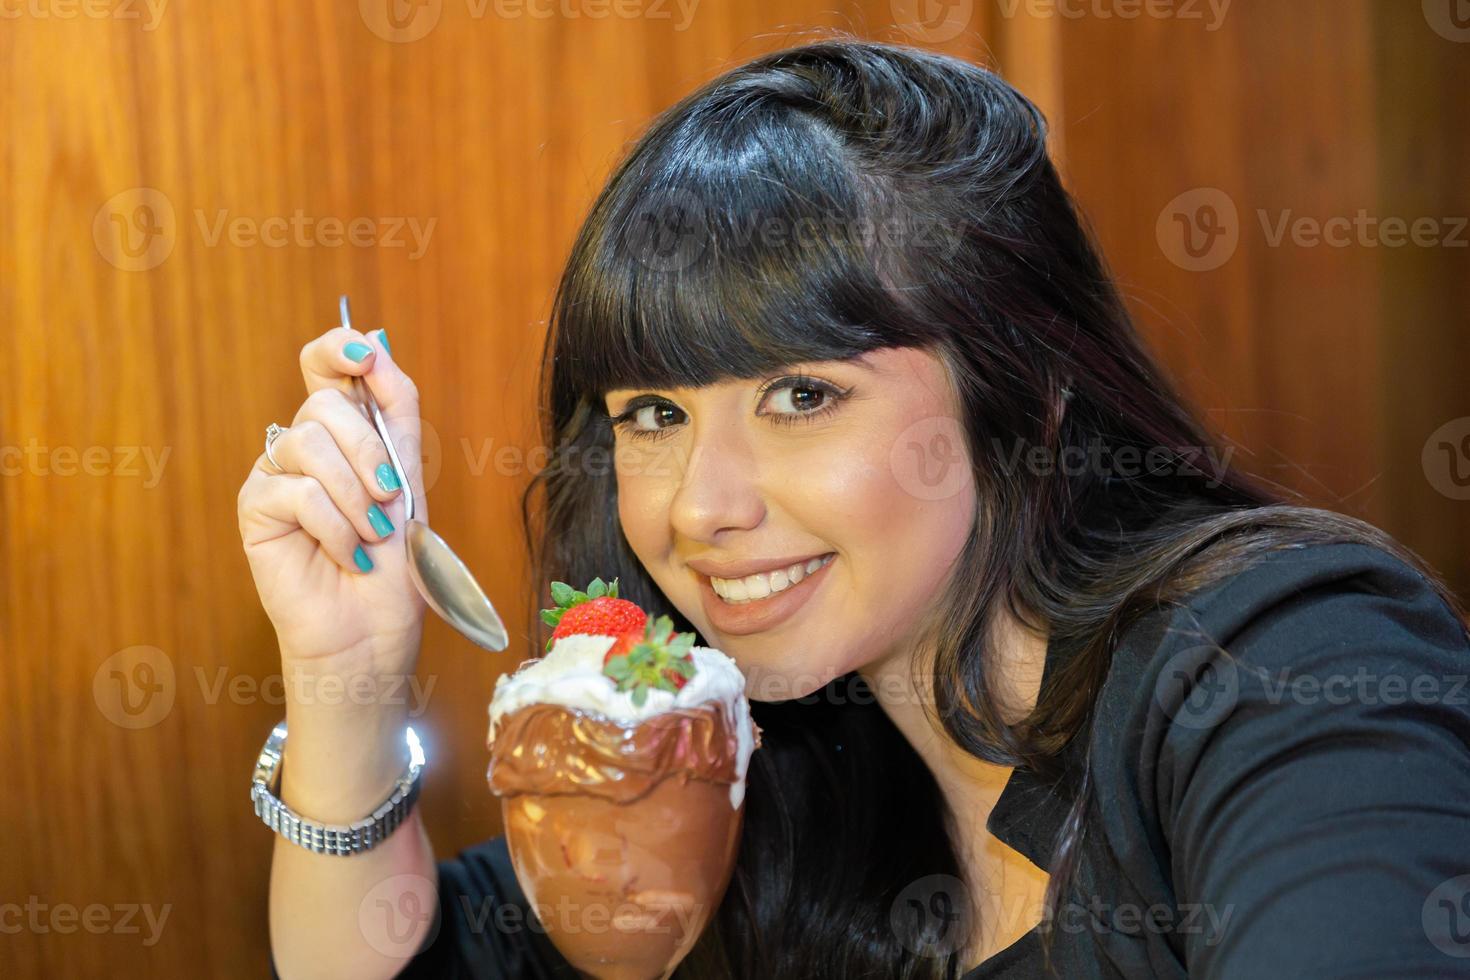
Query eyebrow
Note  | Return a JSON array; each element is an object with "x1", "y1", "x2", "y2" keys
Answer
[{"x1": 604, "y1": 353, "x2": 881, "y2": 402}]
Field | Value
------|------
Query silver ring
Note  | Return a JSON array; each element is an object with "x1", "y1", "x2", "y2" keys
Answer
[{"x1": 264, "y1": 423, "x2": 287, "y2": 472}]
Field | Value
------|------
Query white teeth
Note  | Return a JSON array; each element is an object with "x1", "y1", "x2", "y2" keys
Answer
[{"x1": 710, "y1": 553, "x2": 833, "y2": 604}]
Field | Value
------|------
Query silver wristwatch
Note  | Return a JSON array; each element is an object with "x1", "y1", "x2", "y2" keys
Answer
[{"x1": 250, "y1": 720, "x2": 426, "y2": 855}]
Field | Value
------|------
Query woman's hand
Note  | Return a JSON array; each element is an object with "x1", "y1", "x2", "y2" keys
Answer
[
  {"x1": 237, "y1": 325, "x2": 428, "y2": 674},
  {"x1": 243, "y1": 325, "x2": 442, "y2": 980}
]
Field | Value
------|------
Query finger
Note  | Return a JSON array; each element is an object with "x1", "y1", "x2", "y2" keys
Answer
[
  {"x1": 354, "y1": 327, "x2": 420, "y2": 429},
  {"x1": 300, "y1": 324, "x2": 418, "y2": 424},
  {"x1": 268, "y1": 420, "x2": 396, "y2": 545},
  {"x1": 299, "y1": 325, "x2": 380, "y2": 400},
  {"x1": 246, "y1": 471, "x2": 372, "y2": 575},
  {"x1": 351, "y1": 328, "x2": 424, "y2": 509},
  {"x1": 292, "y1": 387, "x2": 404, "y2": 503}
]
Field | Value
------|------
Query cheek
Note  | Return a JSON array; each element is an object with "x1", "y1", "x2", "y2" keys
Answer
[
  {"x1": 796, "y1": 420, "x2": 975, "y2": 554},
  {"x1": 747, "y1": 424, "x2": 973, "y2": 692},
  {"x1": 613, "y1": 440, "x2": 679, "y2": 558}
]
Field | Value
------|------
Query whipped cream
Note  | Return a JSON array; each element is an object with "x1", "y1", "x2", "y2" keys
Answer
[{"x1": 488, "y1": 632, "x2": 757, "y2": 808}]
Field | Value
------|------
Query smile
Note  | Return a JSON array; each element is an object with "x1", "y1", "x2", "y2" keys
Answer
[
  {"x1": 709, "y1": 553, "x2": 835, "y2": 603},
  {"x1": 696, "y1": 552, "x2": 837, "y2": 636}
]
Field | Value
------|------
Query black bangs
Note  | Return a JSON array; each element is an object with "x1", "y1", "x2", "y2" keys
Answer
[{"x1": 549, "y1": 101, "x2": 944, "y2": 401}]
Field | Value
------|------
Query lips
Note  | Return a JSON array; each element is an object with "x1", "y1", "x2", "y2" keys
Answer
[
  {"x1": 696, "y1": 552, "x2": 836, "y2": 636},
  {"x1": 687, "y1": 551, "x2": 832, "y2": 580}
]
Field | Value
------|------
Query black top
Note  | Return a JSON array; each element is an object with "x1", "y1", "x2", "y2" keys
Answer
[{"x1": 268, "y1": 542, "x2": 1470, "y2": 978}]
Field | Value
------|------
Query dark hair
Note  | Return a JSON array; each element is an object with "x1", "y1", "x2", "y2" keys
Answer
[{"x1": 518, "y1": 36, "x2": 1468, "y2": 978}]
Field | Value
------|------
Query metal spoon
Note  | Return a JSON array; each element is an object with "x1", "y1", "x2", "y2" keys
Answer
[{"x1": 339, "y1": 294, "x2": 509, "y2": 652}]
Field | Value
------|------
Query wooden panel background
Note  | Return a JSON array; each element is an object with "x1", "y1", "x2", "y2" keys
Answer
[{"x1": 0, "y1": 1, "x2": 1464, "y2": 975}]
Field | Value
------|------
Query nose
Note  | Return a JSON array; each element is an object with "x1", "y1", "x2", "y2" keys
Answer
[{"x1": 667, "y1": 419, "x2": 766, "y2": 543}]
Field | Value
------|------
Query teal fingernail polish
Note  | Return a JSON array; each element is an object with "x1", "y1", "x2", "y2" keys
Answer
[
  {"x1": 344, "y1": 341, "x2": 373, "y2": 363},
  {"x1": 375, "y1": 462, "x2": 401, "y2": 492},
  {"x1": 367, "y1": 504, "x2": 394, "y2": 538},
  {"x1": 378, "y1": 329, "x2": 392, "y2": 355},
  {"x1": 353, "y1": 544, "x2": 374, "y2": 572}
]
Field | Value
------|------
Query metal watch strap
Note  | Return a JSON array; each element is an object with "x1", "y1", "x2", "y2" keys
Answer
[{"x1": 250, "y1": 720, "x2": 425, "y2": 856}]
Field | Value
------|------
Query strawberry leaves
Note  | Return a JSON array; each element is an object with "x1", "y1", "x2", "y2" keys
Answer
[{"x1": 602, "y1": 614, "x2": 697, "y2": 707}]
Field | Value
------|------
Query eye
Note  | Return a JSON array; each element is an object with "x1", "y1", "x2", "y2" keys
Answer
[
  {"x1": 605, "y1": 374, "x2": 853, "y2": 442},
  {"x1": 608, "y1": 397, "x2": 687, "y2": 441},
  {"x1": 756, "y1": 375, "x2": 850, "y2": 427}
]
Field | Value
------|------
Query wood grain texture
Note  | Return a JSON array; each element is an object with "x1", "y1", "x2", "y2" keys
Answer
[
  {"x1": 1050, "y1": 0, "x2": 1470, "y2": 595},
  {"x1": 0, "y1": 2, "x2": 1464, "y2": 976}
]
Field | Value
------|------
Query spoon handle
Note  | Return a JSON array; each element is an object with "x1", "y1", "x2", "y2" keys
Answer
[{"x1": 339, "y1": 295, "x2": 416, "y2": 523}]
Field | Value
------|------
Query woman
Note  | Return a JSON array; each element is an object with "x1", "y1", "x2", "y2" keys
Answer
[{"x1": 240, "y1": 39, "x2": 1470, "y2": 979}]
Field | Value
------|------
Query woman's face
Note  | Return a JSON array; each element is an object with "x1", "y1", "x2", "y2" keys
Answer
[{"x1": 604, "y1": 345, "x2": 976, "y2": 701}]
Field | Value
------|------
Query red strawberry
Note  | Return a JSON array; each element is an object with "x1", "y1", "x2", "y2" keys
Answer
[
  {"x1": 540, "y1": 577, "x2": 646, "y2": 653},
  {"x1": 603, "y1": 628, "x2": 643, "y2": 663},
  {"x1": 601, "y1": 615, "x2": 697, "y2": 707}
]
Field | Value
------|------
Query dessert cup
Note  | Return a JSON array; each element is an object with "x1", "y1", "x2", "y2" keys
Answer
[
  {"x1": 491, "y1": 701, "x2": 752, "y2": 979},
  {"x1": 488, "y1": 619, "x2": 759, "y2": 980}
]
